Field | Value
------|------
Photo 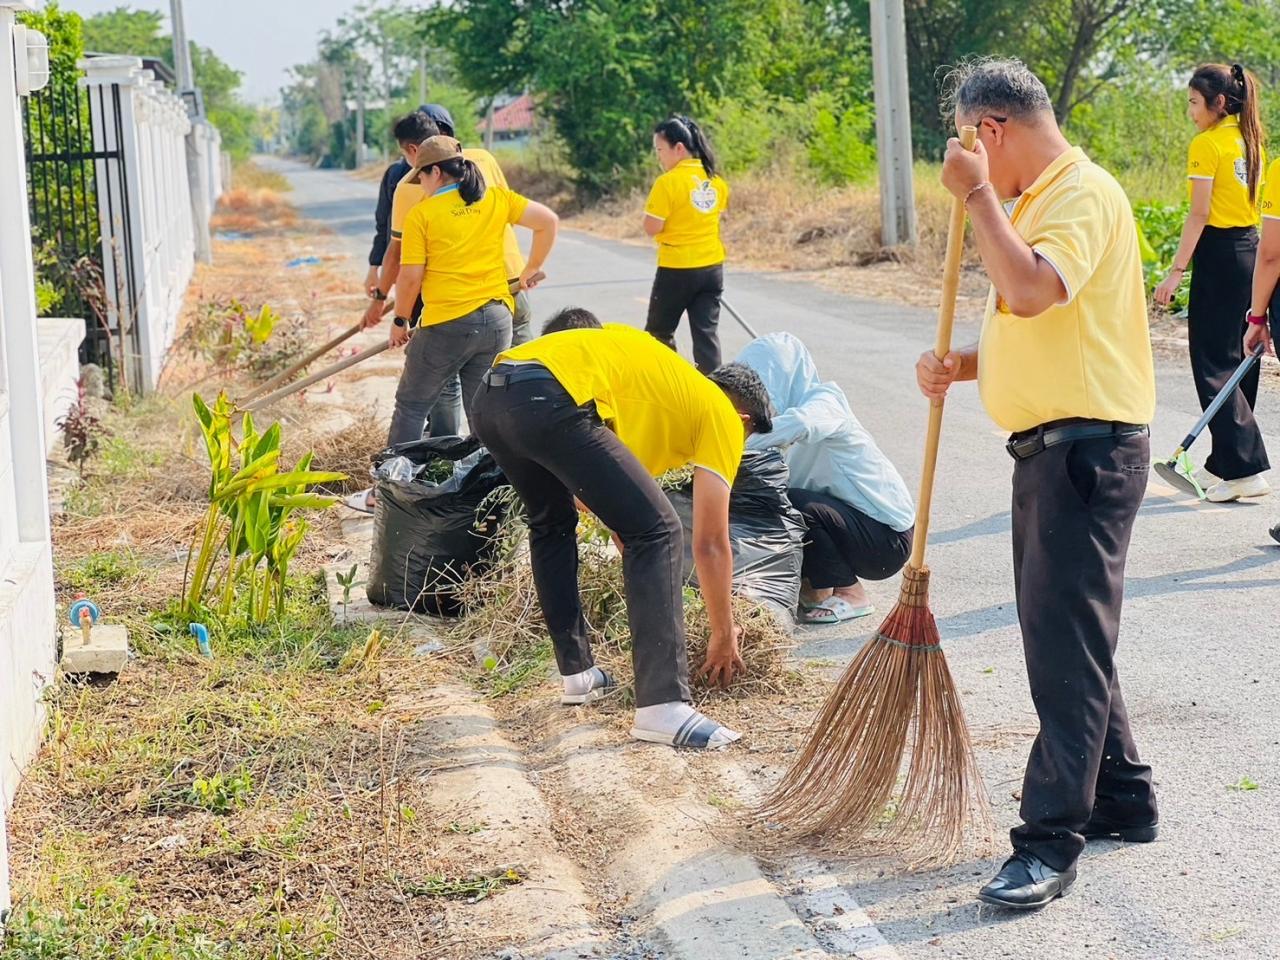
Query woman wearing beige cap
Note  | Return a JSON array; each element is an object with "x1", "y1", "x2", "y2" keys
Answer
[{"x1": 384, "y1": 135, "x2": 558, "y2": 446}]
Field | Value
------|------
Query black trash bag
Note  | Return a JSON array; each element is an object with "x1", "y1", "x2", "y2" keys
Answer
[
  {"x1": 366, "y1": 436, "x2": 509, "y2": 615},
  {"x1": 666, "y1": 448, "x2": 805, "y2": 627}
]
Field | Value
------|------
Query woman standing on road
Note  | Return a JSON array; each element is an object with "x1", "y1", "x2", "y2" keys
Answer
[
  {"x1": 1244, "y1": 153, "x2": 1280, "y2": 543},
  {"x1": 1154, "y1": 63, "x2": 1270, "y2": 503},
  {"x1": 642, "y1": 116, "x2": 729, "y2": 373}
]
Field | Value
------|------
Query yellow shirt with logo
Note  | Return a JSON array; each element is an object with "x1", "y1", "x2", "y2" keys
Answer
[
  {"x1": 1187, "y1": 115, "x2": 1267, "y2": 228},
  {"x1": 400, "y1": 183, "x2": 530, "y2": 327},
  {"x1": 390, "y1": 148, "x2": 526, "y2": 278},
  {"x1": 1261, "y1": 157, "x2": 1280, "y2": 222},
  {"x1": 497, "y1": 324, "x2": 745, "y2": 485},
  {"x1": 644, "y1": 159, "x2": 729, "y2": 269},
  {"x1": 978, "y1": 147, "x2": 1156, "y2": 433}
]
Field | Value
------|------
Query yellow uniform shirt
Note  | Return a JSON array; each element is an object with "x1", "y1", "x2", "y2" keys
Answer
[
  {"x1": 497, "y1": 324, "x2": 745, "y2": 485},
  {"x1": 644, "y1": 159, "x2": 729, "y2": 269},
  {"x1": 1187, "y1": 115, "x2": 1267, "y2": 228},
  {"x1": 978, "y1": 146, "x2": 1156, "y2": 433},
  {"x1": 390, "y1": 148, "x2": 526, "y2": 279},
  {"x1": 400, "y1": 183, "x2": 530, "y2": 327},
  {"x1": 1261, "y1": 157, "x2": 1280, "y2": 222}
]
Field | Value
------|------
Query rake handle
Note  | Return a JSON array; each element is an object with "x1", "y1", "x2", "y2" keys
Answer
[
  {"x1": 909, "y1": 125, "x2": 977, "y2": 572},
  {"x1": 239, "y1": 318, "x2": 369, "y2": 404},
  {"x1": 1174, "y1": 342, "x2": 1265, "y2": 452}
]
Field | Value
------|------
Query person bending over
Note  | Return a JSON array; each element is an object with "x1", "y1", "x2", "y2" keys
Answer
[
  {"x1": 471, "y1": 324, "x2": 772, "y2": 749},
  {"x1": 737, "y1": 333, "x2": 915, "y2": 624}
]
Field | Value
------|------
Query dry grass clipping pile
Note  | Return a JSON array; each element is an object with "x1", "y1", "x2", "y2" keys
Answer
[
  {"x1": 211, "y1": 187, "x2": 298, "y2": 234},
  {"x1": 449, "y1": 509, "x2": 800, "y2": 705}
]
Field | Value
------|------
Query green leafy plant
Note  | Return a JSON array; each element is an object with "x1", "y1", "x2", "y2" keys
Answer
[
  {"x1": 188, "y1": 769, "x2": 254, "y2": 814},
  {"x1": 1229, "y1": 776, "x2": 1259, "y2": 792},
  {"x1": 1133, "y1": 201, "x2": 1191, "y2": 312},
  {"x1": 182, "y1": 391, "x2": 344, "y2": 623},
  {"x1": 335, "y1": 563, "x2": 359, "y2": 623}
]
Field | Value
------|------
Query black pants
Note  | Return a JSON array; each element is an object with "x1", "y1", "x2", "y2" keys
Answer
[
  {"x1": 1008, "y1": 428, "x2": 1158, "y2": 870},
  {"x1": 645, "y1": 263, "x2": 724, "y2": 373},
  {"x1": 1188, "y1": 225, "x2": 1269, "y2": 480},
  {"x1": 787, "y1": 488, "x2": 912, "y2": 589},
  {"x1": 471, "y1": 375, "x2": 690, "y2": 707}
]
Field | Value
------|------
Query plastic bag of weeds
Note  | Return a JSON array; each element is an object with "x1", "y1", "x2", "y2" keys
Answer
[
  {"x1": 366, "y1": 436, "x2": 510, "y2": 615},
  {"x1": 666, "y1": 448, "x2": 805, "y2": 630}
]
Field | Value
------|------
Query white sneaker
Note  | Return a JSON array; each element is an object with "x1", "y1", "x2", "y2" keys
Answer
[
  {"x1": 1193, "y1": 466, "x2": 1220, "y2": 490},
  {"x1": 1205, "y1": 474, "x2": 1271, "y2": 502}
]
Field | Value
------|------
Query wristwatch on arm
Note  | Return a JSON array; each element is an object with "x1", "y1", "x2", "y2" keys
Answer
[
  {"x1": 369, "y1": 288, "x2": 388, "y2": 301},
  {"x1": 1246, "y1": 310, "x2": 1268, "y2": 326}
]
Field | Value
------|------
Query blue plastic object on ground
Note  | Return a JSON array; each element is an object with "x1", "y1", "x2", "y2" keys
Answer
[
  {"x1": 68, "y1": 598, "x2": 100, "y2": 627},
  {"x1": 285, "y1": 256, "x2": 322, "y2": 268},
  {"x1": 189, "y1": 623, "x2": 212, "y2": 657}
]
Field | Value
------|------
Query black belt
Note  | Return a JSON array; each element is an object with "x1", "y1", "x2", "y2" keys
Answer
[
  {"x1": 484, "y1": 363, "x2": 559, "y2": 387},
  {"x1": 1006, "y1": 418, "x2": 1148, "y2": 461}
]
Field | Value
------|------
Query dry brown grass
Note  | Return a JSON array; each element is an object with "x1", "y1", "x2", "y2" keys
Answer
[
  {"x1": 231, "y1": 159, "x2": 292, "y2": 193},
  {"x1": 211, "y1": 187, "x2": 298, "y2": 233}
]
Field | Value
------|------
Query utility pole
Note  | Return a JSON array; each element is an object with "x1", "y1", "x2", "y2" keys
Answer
[
  {"x1": 355, "y1": 72, "x2": 366, "y2": 168},
  {"x1": 418, "y1": 46, "x2": 427, "y2": 104},
  {"x1": 870, "y1": 0, "x2": 916, "y2": 246},
  {"x1": 170, "y1": 0, "x2": 212, "y2": 263}
]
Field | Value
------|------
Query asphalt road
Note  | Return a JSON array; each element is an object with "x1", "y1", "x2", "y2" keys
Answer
[{"x1": 258, "y1": 156, "x2": 1280, "y2": 960}]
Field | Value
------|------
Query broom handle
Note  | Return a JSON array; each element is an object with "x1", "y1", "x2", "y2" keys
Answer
[
  {"x1": 243, "y1": 341, "x2": 392, "y2": 411},
  {"x1": 241, "y1": 274, "x2": 542, "y2": 413},
  {"x1": 909, "y1": 125, "x2": 978, "y2": 571},
  {"x1": 239, "y1": 318, "x2": 370, "y2": 404}
]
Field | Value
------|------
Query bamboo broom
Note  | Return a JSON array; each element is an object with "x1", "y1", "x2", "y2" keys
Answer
[{"x1": 759, "y1": 127, "x2": 991, "y2": 866}]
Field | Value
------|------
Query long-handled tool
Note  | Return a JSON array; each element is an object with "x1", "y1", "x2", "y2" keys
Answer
[
  {"x1": 1153, "y1": 342, "x2": 1266, "y2": 498},
  {"x1": 239, "y1": 315, "x2": 373, "y2": 404},
  {"x1": 759, "y1": 128, "x2": 991, "y2": 866},
  {"x1": 721, "y1": 298, "x2": 760, "y2": 339},
  {"x1": 243, "y1": 274, "x2": 543, "y2": 413}
]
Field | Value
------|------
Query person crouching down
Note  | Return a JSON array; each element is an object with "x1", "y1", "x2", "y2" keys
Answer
[
  {"x1": 471, "y1": 320, "x2": 773, "y2": 748},
  {"x1": 737, "y1": 333, "x2": 915, "y2": 624}
]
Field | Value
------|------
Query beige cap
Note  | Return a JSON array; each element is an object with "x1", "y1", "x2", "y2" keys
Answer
[{"x1": 409, "y1": 135, "x2": 463, "y2": 177}]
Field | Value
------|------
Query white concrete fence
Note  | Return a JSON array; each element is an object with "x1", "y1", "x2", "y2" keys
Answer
[{"x1": 82, "y1": 55, "x2": 221, "y2": 392}]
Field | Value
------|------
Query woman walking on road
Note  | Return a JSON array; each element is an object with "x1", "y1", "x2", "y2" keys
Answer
[
  {"x1": 1244, "y1": 153, "x2": 1280, "y2": 542},
  {"x1": 1154, "y1": 63, "x2": 1270, "y2": 503},
  {"x1": 643, "y1": 116, "x2": 729, "y2": 373}
]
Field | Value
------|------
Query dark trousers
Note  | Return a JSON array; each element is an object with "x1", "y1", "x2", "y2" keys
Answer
[
  {"x1": 386, "y1": 301, "x2": 511, "y2": 447},
  {"x1": 787, "y1": 488, "x2": 912, "y2": 589},
  {"x1": 645, "y1": 263, "x2": 724, "y2": 373},
  {"x1": 1009, "y1": 429, "x2": 1158, "y2": 870},
  {"x1": 1188, "y1": 225, "x2": 1269, "y2": 480},
  {"x1": 471, "y1": 376, "x2": 690, "y2": 707}
]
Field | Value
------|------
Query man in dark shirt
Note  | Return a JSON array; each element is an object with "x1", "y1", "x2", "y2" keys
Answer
[{"x1": 364, "y1": 109, "x2": 436, "y2": 295}]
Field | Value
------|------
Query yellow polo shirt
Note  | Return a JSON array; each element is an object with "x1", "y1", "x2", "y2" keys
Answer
[
  {"x1": 644, "y1": 159, "x2": 729, "y2": 269},
  {"x1": 1261, "y1": 157, "x2": 1280, "y2": 222},
  {"x1": 1187, "y1": 115, "x2": 1266, "y2": 228},
  {"x1": 390, "y1": 148, "x2": 526, "y2": 279},
  {"x1": 496, "y1": 324, "x2": 745, "y2": 485},
  {"x1": 978, "y1": 147, "x2": 1156, "y2": 433},
  {"x1": 400, "y1": 183, "x2": 529, "y2": 327}
]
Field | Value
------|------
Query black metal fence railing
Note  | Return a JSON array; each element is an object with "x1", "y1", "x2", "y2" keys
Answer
[{"x1": 23, "y1": 76, "x2": 139, "y2": 391}]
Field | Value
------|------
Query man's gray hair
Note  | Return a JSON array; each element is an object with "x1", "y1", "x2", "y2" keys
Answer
[{"x1": 941, "y1": 57, "x2": 1053, "y2": 122}]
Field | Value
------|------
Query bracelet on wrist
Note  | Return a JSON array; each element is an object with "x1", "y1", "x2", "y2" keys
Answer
[
  {"x1": 1246, "y1": 311, "x2": 1268, "y2": 326},
  {"x1": 370, "y1": 288, "x2": 388, "y2": 301},
  {"x1": 963, "y1": 181, "x2": 991, "y2": 206}
]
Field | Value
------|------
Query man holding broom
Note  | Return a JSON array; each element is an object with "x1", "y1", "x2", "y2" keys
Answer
[{"x1": 918, "y1": 58, "x2": 1159, "y2": 909}]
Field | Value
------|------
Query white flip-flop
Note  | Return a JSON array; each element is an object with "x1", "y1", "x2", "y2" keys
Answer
[
  {"x1": 560, "y1": 669, "x2": 617, "y2": 706},
  {"x1": 630, "y1": 712, "x2": 741, "y2": 750},
  {"x1": 798, "y1": 596, "x2": 874, "y2": 625}
]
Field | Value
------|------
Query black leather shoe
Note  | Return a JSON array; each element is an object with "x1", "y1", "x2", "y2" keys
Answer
[
  {"x1": 1082, "y1": 819, "x2": 1159, "y2": 843},
  {"x1": 1270, "y1": 522, "x2": 1280, "y2": 545},
  {"x1": 977, "y1": 851, "x2": 1076, "y2": 909}
]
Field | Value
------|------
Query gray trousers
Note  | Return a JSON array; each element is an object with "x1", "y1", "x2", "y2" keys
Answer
[
  {"x1": 412, "y1": 289, "x2": 532, "y2": 441},
  {"x1": 386, "y1": 300, "x2": 512, "y2": 446}
]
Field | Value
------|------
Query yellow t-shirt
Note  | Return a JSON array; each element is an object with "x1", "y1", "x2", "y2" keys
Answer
[
  {"x1": 390, "y1": 148, "x2": 526, "y2": 279},
  {"x1": 400, "y1": 183, "x2": 530, "y2": 327},
  {"x1": 1261, "y1": 157, "x2": 1280, "y2": 222},
  {"x1": 644, "y1": 159, "x2": 729, "y2": 269},
  {"x1": 978, "y1": 146, "x2": 1156, "y2": 433},
  {"x1": 1187, "y1": 115, "x2": 1267, "y2": 228},
  {"x1": 497, "y1": 324, "x2": 745, "y2": 485}
]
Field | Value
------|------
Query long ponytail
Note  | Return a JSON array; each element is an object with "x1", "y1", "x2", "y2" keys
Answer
[
  {"x1": 653, "y1": 115, "x2": 719, "y2": 179},
  {"x1": 431, "y1": 156, "x2": 487, "y2": 205},
  {"x1": 1190, "y1": 62, "x2": 1267, "y2": 203}
]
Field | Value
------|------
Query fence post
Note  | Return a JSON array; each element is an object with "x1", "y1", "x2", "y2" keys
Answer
[{"x1": 188, "y1": 118, "x2": 213, "y2": 264}]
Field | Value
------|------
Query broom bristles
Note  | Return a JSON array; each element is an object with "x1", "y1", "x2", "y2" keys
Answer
[{"x1": 759, "y1": 565, "x2": 992, "y2": 866}]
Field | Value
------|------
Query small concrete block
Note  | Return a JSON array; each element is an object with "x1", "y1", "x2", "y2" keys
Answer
[{"x1": 60, "y1": 624, "x2": 129, "y2": 675}]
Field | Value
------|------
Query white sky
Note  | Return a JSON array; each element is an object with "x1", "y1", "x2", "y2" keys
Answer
[{"x1": 60, "y1": 0, "x2": 355, "y2": 104}]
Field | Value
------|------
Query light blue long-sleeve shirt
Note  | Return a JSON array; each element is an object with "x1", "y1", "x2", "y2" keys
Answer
[{"x1": 738, "y1": 332, "x2": 916, "y2": 533}]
